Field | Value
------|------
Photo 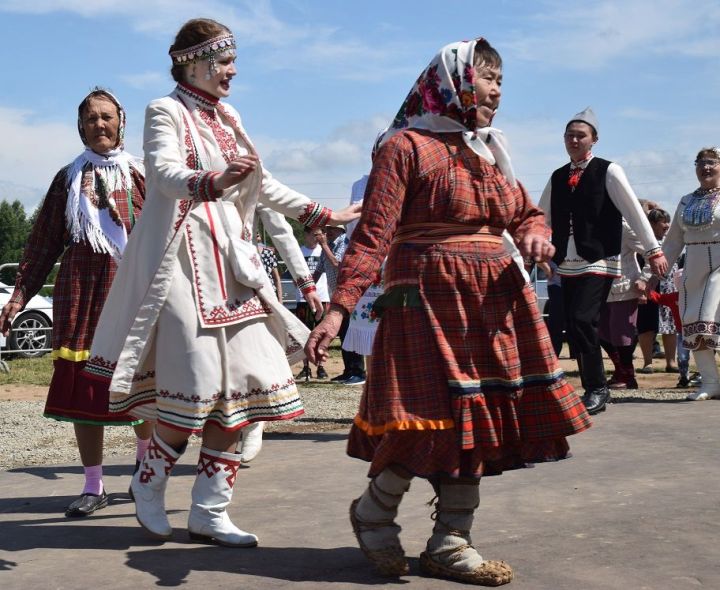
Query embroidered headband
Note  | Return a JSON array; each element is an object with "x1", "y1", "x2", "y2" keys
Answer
[{"x1": 169, "y1": 33, "x2": 236, "y2": 80}]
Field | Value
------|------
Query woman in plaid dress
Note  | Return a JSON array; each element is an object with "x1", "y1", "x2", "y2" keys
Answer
[
  {"x1": 307, "y1": 38, "x2": 591, "y2": 586},
  {"x1": 0, "y1": 89, "x2": 152, "y2": 518}
]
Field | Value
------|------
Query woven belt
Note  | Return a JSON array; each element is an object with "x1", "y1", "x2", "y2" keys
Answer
[{"x1": 392, "y1": 222, "x2": 504, "y2": 245}]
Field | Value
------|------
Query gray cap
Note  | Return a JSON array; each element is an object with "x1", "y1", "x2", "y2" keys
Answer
[{"x1": 567, "y1": 106, "x2": 598, "y2": 135}]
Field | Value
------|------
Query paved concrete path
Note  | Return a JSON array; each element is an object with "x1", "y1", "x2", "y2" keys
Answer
[{"x1": 1, "y1": 400, "x2": 719, "y2": 589}]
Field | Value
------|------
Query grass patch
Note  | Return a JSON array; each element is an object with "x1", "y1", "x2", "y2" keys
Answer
[
  {"x1": 0, "y1": 355, "x2": 53, "y2": 386},
  {"x1": 0, "y1": 339, "x2": 344, "y2": 387}
]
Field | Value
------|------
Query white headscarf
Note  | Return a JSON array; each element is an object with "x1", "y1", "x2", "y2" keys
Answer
[{"x1": 65, "y1": 90, "x2": 142, "y2": 259}]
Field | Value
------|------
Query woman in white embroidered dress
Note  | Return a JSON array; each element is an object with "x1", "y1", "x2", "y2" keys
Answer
[
  {"x1": 659, "y1": 147, "x2": 720, "y2": 401},
  {"x1": 85, "y1": 18, "x2": 359, "y2": 546}
]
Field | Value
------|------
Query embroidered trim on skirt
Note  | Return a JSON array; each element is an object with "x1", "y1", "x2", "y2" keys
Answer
[{"x1": 115, "y1": 234, "x2": 304, "y2": 433}]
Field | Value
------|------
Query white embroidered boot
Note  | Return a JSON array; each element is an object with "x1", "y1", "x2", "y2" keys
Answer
[
  {"x1": 350, "y1": 468, "x2": 412, "y2": 576},
  {"x1": 239, "y1": 422, "x2": 264, "y2": 463},
  {"x1": 188, "y1": 447, "x2": 258, "y2": 547},
  {"x1": 131, "y1": 432, "x2": 185, "y2": 539},
  {"x1": 420, "y1": 481, "x2": 513, "y2": 586},
  {"x1": 687, "y1": 349, "x2": 720, "y2": 401}
]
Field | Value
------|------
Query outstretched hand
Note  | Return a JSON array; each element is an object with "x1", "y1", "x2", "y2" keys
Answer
[
  {"x1": 518, "y1": 233, "x2": 555, "y2": 263},
  {"x1": 305, "y1": 307, "x2": 344, "y2": 364},
  {"x1": 329, "y1": 202, "x2": 362, "y2": 226}
]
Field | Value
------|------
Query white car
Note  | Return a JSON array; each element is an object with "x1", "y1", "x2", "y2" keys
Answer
[{"x1": 0, "y1": 282, "x2": 53, "y2": 358}]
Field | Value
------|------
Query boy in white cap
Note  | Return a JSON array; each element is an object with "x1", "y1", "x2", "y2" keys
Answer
[{"x1": 538, "y1": 107, "x2": 668, "y2": 414}]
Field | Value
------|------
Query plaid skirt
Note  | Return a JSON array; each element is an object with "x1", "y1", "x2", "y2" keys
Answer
[{"x1": 347, "y1": 245, "x2": 591, "y2": 479}]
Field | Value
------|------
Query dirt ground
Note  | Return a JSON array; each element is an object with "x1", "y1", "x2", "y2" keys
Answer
[{"x1": 0, "y1": 346, "x2": 689, "y2": 403}]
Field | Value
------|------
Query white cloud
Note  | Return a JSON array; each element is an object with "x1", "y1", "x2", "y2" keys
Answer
[
  {"x1": 0, "y1": 107, "x2": 80, "y2": 208},
  {"x1": 0, "y1": 0, "x2": 414, "y2": 82},
  {"x1": 504, "y1": 0, "x2": 720, "y2": 68},
  {"x1": 0, "y1": 103, "x2": 387, "y2": 211}
]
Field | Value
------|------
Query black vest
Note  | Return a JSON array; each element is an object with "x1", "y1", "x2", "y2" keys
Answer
[{"x1": 550, "y1": 157, "x2": 622, "y2": 265}]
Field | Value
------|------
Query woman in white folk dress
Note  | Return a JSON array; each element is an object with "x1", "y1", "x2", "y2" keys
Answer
[{"x1": 85, "y1": 18, "x2": 359, "y2": 546}]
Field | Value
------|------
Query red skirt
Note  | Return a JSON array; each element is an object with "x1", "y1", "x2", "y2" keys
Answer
[
  {"x1": 347, "y1": 244, "x2": 591, "y2": 479},
  {"x1": 44, "y1": 358, "x2": 141, "y2": 425}
]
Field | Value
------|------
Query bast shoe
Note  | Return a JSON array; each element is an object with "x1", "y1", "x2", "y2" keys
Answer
[{"x1": 65, "y1": 491, "x2": 108, "y2": 517}]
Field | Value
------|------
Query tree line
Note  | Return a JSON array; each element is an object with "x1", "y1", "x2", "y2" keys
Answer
[{"x1": 0, "y1": 199, "x2": 59, "y2": 294}]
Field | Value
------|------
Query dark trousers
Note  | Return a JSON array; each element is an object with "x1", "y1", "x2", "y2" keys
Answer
[
  {"x1": 547, "y1": 284, "x2": 565, "y2": 358},
  {"x1": 339, "y1": 315, "x2": 365, "y2": 377},
  {"x1": 561, "y1": 274, "x2": 615, "y2": 390}
]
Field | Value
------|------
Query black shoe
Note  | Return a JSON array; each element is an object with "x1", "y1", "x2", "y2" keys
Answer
[
  {"x1": 330, "y1": 372, "x2": 350, "y2": 383},
  {"x1": 316, "y1": 366, "x2": 329, "y2": 379},
  {"x1": 582, "y1": 387, "x2": 610, "y2": 415},
  {"x1": 676, "y1": 375, "x2": 690, "y2": 388},
  {"x1": 65, "y1": 491, "x2": 109, "y2": 517},
  {"x1": 343, "y1": 374, "x2": 366, "y2": 386},
  {"x1": 295, "y1": 366, "x2": 311, "y2": 381}
]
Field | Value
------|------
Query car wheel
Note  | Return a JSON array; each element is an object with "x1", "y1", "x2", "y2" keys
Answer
[{"x1": 7, "y1": 311, "x2": 52, "y2": 358}]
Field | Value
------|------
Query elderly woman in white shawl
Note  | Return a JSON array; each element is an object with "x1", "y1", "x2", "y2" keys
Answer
[{"x1": 0, "y1": 88, "x2": 152, "y2": 518}]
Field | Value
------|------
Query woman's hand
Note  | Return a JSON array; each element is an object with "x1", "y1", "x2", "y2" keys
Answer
[
  {"x1": 328, "y1": 202, "x2": 362, "y2": 226},
  {"x1": 518, "y1": 233, "x2": 555, "y2": 263},
  {"x1": 537, "y1": 261, "x2": 553, "y2": 280},
  {"x1": 304, "y1": 290, "x2": 325, "y2": 321},
  {"x1": 305, "y1": 305, "x2": 345, "y2": 364},
  {"x1": 0, "y1": 302, "x2": 22, "y2": 337},
  {"x1": 649, "y1": 253, "x2": 668, "y2": 278},
  {"x1": 214, "y1": 154, "x2": 260, "y2": 191}
]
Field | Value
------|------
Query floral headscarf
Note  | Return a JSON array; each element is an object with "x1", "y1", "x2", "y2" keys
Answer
[{"x1": 378, "y1": 38, "x2": 516, "y2": 186}]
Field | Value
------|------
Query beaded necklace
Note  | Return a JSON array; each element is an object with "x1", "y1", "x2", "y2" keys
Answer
[{"x1": 682, "y1": 187, "x2": 720, "y2": 229}]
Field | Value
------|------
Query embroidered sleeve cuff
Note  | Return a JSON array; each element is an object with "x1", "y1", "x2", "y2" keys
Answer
[
  {"x1": 645, "y1": 247, "x2": 663, "y2": 260},
  {"x1": 188, "y1": 171, "x2": 222, "y2": 202},
  {"x1": 295, "y1": 275, "x2": 317, "y2": 296},
  {"x1": 298, "y1": 202, "x2": 332, "y2": 229}
]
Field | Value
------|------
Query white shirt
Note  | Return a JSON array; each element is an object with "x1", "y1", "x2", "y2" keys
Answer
[{"x1": 296, "y1": 244, "x2": 330, "y2": 302}]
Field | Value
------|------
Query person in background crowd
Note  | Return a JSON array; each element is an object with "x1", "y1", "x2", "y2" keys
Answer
[
  {"x1": 537, "y1": 260, "x2": 565, "y2": 358},
  {"x1": 637, "y1": 208, "x2": 678, "y2": 373},
  {"x1": 538, "y1": 107, "x2": 667, "y2": 415},
  {"x1": 655, "y1": 147, "x2": 720, "y2": 401},
  {"x1": 598, "y1": 221, "x2": 646, "y2": 390},
  {"x1": 296, "y1": 226, "x2": 330, "y2": 380},
  {"x1": 0, "y1": 89, "x2": 152, "y2": 517},
  {"x1": 647, "y1": 267, "x2": 690, "y2": 388},
  {"x1": 256, "y1": 230, "x2": 282, "y2": 299},
  {"x1": 314, "y1": 223, "x2": 366, "y2": 385}
]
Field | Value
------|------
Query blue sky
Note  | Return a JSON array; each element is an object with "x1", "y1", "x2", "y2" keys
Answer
[{"x1": 1, "y1": 0, "x2": 719, "y2": 215}]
